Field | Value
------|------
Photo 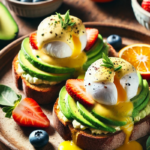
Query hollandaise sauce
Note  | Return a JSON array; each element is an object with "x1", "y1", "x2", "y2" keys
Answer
[
  {"x1": 32, "y1": 49, "x2": 87, "y2": 69},
  {"x1": 58, "y1": 141, "x2": 82, "y2": 150},
  {"x1": 34, "y1": 14, "x2": 87, "y2": 70}
]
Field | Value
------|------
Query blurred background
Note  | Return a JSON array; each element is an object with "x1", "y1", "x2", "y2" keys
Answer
[{"x1": 0, "y1": 0, "x2": 150, "y2": 49}]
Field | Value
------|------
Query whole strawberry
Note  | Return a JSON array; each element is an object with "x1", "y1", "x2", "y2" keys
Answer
[{"x1": 141, "y1": 0, "x2": 150, "y2": 13}]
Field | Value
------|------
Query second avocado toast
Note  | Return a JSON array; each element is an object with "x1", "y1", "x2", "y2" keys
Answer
[{"x1": 53, "y1": 55, "x2": 150, "y2": 150}]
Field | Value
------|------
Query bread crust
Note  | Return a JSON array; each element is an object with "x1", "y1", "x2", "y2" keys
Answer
[
  {"x1": 12, "y1": 55, "x2": 65, "y2": 104},
  {"x1": 53, "y1": 98, "x2": 150, "y2": 150}
]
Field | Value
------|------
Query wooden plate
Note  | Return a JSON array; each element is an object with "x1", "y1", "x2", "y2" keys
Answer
[{"x1": 0, "y1": 22, "x2": 150, "y2": 150}]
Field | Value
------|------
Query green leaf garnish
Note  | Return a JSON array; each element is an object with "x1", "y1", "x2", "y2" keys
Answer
[
  {"x1": 0, "y1": 85, "x2": 22, "y2": 118},
  {"x1": 101, "y1": 53, "x2": 122, "y2": 71},
  {"x1": 56, "y1": 10, "x2": 76, "y2": 29},
  {"x1": 146, "y1": 136, "x2": 150, "y2": 150},
  {"x1": 0, "y1": 84, "x2": 20, "y2": 106}
]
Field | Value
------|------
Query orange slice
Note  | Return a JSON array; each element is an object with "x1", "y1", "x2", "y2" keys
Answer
[{"x1": 119, "y1": 44, "x2": 150, "y2": 80}]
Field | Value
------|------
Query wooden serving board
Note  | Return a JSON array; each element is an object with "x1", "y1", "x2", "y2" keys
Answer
[{"x1": 0, "y1": 23, "x2": 150, "y2": 150}]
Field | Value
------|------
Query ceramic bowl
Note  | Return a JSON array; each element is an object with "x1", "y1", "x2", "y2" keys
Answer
[
  {"x1": 4, "y1": 0, "x2": 63, "y2": 18},
  {"x1": 131, "y1": 0, "x2": 150, "y2": 30}
]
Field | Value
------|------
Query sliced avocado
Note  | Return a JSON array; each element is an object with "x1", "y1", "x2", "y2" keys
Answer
[
  {"x1": 134, "y1": 100, "x2": 150, "y2": 122},
  {"x1": 18, "y1": 50, "x2": 71, "y2": 82},
  {"x1": 83, "y1": 43, "x2": 109, "y2": 71},
  {"x1": 58, "y1": 86, "x2": 73, "y2": 120},
  {"x1": 86, "y1": 34, "x2": 103, "y2": 59},
  {"x1": 66, "y1": 95, "x2": 97, "y2": 128},
  {"x1": 132, "y1": 91, "x2": 150, "y2": 117},
  {"x1": 77, "y1": 102, "x2": 116, "y2": 132},
  {"x1": 0, "y1": 2, "x2": 18, "y2": 48},
  {"x1": 22, "y1": 38, "x2": 75, "y2": 74},
  {"x1": 131, "y1": 79, "x2": 149, "y2": 108},
  {"x1": 137, "y1": 72, "x2": 143, "y2": 93},
  {"x1": 91, "y1": 107, "x2": 126, "y2": 126},
  {"x1": 77, "y1": 74, "x2": 85, "y2": 79}
]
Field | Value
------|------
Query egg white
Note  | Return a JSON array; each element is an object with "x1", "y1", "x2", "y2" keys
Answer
[
  {"x1": 41, "y1": 33, "x2": 87, "y2": 58},
  {"x1": 84, "y1": 59, "x2": 139, "y2": 105}
]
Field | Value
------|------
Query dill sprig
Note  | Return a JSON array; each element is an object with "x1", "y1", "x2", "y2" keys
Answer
[
  {"x1": 101, "y1": 53, "x2": 122, "y2": 71},
  {"x1": 56, "y1": 10, "x2": 76, "y2": 30}
]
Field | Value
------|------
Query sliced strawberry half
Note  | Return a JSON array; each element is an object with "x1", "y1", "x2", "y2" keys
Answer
[
  {"x1": 66, "y1": 79, "x2": 95, "y2": 107},
  {"x1": 85, "y1": 28, "x2": 99, "y2": 51},
  {"x1": 29, "y1": 33, "x2": 38, "y2": 50},
  {"x1": 12, "y1": 98, "x2": 50, "y2": 128}
]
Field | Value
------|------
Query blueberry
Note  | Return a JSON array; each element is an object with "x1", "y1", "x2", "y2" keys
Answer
[
  {"x1": 33, "y1": 0, "x2": 46, "y2": 2},
  {"x1": 29, "y1": 130, "x2": 49, "y2": 148},
  {"x1": 107, "y1": 34, "x2": 122, "y2": 49}
]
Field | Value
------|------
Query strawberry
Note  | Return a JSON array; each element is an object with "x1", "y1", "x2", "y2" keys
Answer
[
  {"x1": 12, "y1": 98, "x2": 50, "y2": 128},
  {"x1": 29, "y1": 33, "x2": 38, "y2": 50},
  {"x1": 66, "y1": 79, "x2": 95, "y2": 107},
  {"x1": 141, "y1": 0, "x2": 150, "y2": 13},
  {"x1": 85, "y1": 28, "x2": 99, "y2": 51}
]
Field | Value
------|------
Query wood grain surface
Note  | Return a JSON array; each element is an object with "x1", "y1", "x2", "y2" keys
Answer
[{"x1": 1, "y1": 0, "x2": 150, "y2": 50}]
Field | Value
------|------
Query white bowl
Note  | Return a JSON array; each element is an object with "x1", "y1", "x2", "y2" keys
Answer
[
  {"x1": 4, "y1": 0, "x2": 63, "y2": 18},
  {"x1": 131, "y1": 0, "x2": 150, "y2": 30}
]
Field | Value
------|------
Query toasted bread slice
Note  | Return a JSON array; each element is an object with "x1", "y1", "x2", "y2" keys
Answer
[
  {"x1": 12, "y1": 55, "x2": 65, "y2": 104},
  {"x1": 53, "y1": 98, "x2": 150, "y2": 150},
  {"x1": 12, "y1": 44, "x2": 117, "y2": 104}
]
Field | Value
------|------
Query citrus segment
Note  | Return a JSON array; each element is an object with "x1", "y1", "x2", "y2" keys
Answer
[{"x1": 119, "y1": 44, "x2": 150, "y2": 80}]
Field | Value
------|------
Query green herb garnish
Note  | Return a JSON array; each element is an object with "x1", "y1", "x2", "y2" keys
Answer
[
  {"x1": 101, "y1": 53, "x2": 122, "y2": 71},
  {"x1": 0, "y1": 84, "x2": 22, "y2": 118},
  {"x1": 146, "y1": 136, "x2": 150, "y2": 150},
  {"x1": 56, "y1": 10, "x2": 76, "y2": 29}
]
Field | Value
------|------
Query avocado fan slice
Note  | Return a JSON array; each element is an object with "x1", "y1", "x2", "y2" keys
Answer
[
  {"x1": 91, "y1": 108, "x2": 126, "y2": 126},
  {"x1": 22, "y1": 38, "x2": 75, "y2": 74},
  {"x1": 137, "y1": 72, "x2": 143, "y2": 93},
  {"x1": 66, "y1": 95, "x2": 98, "y2": 129},
  {"x1": 77, "y1": 102, "x2": 116, "y2": 132},
  {"x1": 132, "y1": 91, "x2": 150, "y2": 117},
  {"x1": 86, "y1": 34, "x2": 104, "y2": 59},
  {"x1": 83, "y1": 43, "x2": 109, "y2": 71},
  {"x1": 18, "y1": 50, "x2": 71, "y2": 82},
  {"x1": 131, "y1": 79, "x2": 149, "y2": 108},
  {"x1": 58, "y1": 86, "x2": 73, "y2": 120}
]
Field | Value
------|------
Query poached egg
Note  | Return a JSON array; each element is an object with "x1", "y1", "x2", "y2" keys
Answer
[
  {"x1": 37, "y1": 15, "x2": 87, "y2": 59},
  {"x1": 31, "y1": 13, "x2": 87, "y2": 69},
  {"x1": 84, "y1": 57, "x2": 143, "y2": 150},
  {"x1": 84, "y1": 57, "x2": 140, "y2": 105}
]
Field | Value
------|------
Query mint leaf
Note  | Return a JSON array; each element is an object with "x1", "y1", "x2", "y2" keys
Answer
[
  {"x1": 2, "y1": 106, "x2": 14, "y2": 118},
  {"x1": 0, "y1": 84, "x2": 21, "y2": 106},
  {"x1": 146, "y1": 136, "x2": 150, "y2": 150}
]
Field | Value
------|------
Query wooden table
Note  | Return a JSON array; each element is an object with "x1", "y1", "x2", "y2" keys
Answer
[{"x1": 1, "y1": 0, "x2": 150, "y2": 44}]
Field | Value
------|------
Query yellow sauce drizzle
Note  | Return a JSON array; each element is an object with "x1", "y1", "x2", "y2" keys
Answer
[
  {"x1": 114, "y1": 75, "x2": 127, "y2": 103},
  {"x1": 58, "y1": 141, "x2": 82, "y2": 150},
  {"x1": 71, "y1": 35, "x2": 82, "y2": 58},
  {"x1": 33, "y1": 47, "x2": 87, "y2": 69}
]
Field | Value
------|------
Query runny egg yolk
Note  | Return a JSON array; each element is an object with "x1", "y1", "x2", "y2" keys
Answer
[
  {"x1": 93, "y1": 75, "x2": 143, "y2": 150},
  {"x1": 114, "y1": 76, "x2": 143, "y2": 150},
  {"x1": 71, "y1": 35, "x2": 82, "y2": 58},
  {"x1": 58, "y1": 141, "x2": 82, "y2": 150},
  {"x1": 113, "y1": 75, "x2": 127, "y2": 103}
]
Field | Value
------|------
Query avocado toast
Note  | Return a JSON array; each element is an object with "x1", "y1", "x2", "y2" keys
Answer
[
  {"x1": 53, "y1": 56, "x2": 150, "y2": 150},
  {"x1": 12, "y1": 12, "x2": 117, "y2": 104}
]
